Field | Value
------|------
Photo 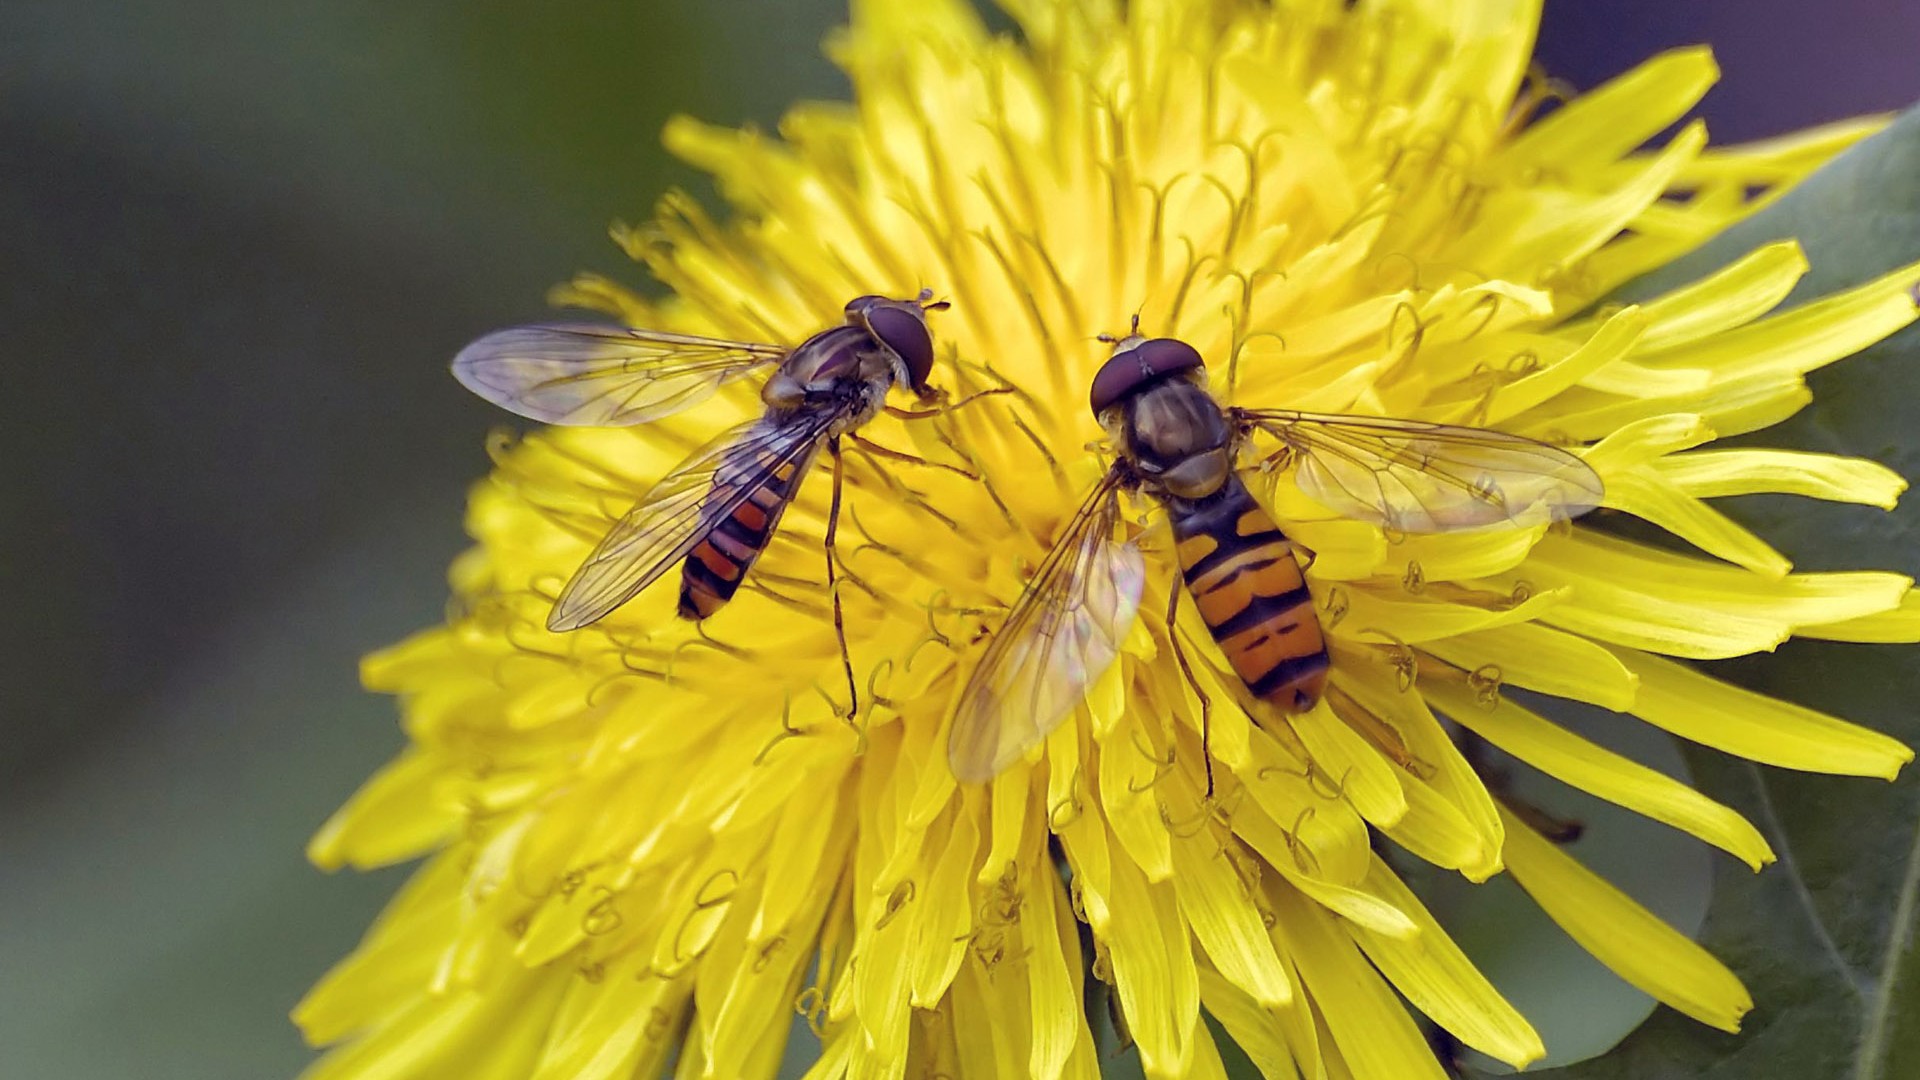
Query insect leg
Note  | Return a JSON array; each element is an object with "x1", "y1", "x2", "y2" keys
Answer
[
  {"x1": 882, "y1": 385, "x2": 1011, "y2": 421},
  {"x1": 847, "y1": 432, "x2": 978, "y2": 479},
  {"x1": 824, "y1": 437, "x2": 859, "y2": 723},
  {"x1": 1164, "y1": 582, "x2": 1216, "y2": 798}
]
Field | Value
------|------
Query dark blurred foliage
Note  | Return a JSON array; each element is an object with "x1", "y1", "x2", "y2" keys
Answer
[{"x1": 0, "y1": 2, "x2": 1915, "y2": 1077}]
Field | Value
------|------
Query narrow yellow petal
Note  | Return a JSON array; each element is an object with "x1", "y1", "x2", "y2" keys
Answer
[
  {"x1": 1420, "y1": 678, "x2": 1774, "y2": 868},
  {"x1": 1601, "y1": 469, "x2": 1793, "y2": 577},
  {"x1": 1674, "y1": 115, "x2": 1887, "y2": 188},
  {"x1": 1459, "y1": 123, "x2": 1707, "y2": 277},
  {"x1": 749, "y1": 771, "x2": 852, "y2": 941},
  {"x1": 1379, "y1": 765, "x2": 1500, "y2": 879},
  {"x1": 307, "y1": 749, "x2": 459, "y2": 872},
  {"x1": 1182, "y1": 1023, "x2": 1234, "y2": 1080},
  {"x1": 1020, "y1": 867, "x2": 1083, "y2": 1080},
  {"x1": 1097, "y1": 713, "x2": 1176, "y2": 881},
  {"x1": 1629, "y1": 240, "x2": 1808, "y2": 351},
  {"x1": 1640, "y1": 260, "x2": 1920, "y2": 384},
  {"x1": 530, "y1": 968, "x2": 690, "y2": 1080},
  {"x1": 1290, "y1": 701, "x2": 1408, "y2": 828},
  {"x1": 1167, "y1": 822, "x2": 1294, "y2": 1007},
  {"x1": 1103, "y1": 845, "x2": 1201, "y2": 1077},
  {"x1": 1655, "y1": 449, "x2": 1908, "y2": 508},
  {"x1": 1804, "y1": 589, "x2": 1920, "y2": 643},
  {"x1": 1268, "y1": 885, "x2": 1450, "y2": 1080},
  {"x1": 1581, "y1": 413, "x2": 1716, "y2": 474},
  {"x1": 1233, "y1": 734, "x2": 1375, "y2": 888},
  {"x1": 1502, "y1": 531, "x2": 1909, "y2": 660},
  {"x1": 1329, "y1": 670, "x2": 1505, "y2": 878},
  {"x1": 950, "y1": 952, "x2": 1026, "y2": 1080},
  {"x1": 1500, "y1": 806, "x2": 1753, "y2": 1032},
  {"x1": 907, "y1": 804, "x2": 979, "y2": 1006},
  {"x1": 1420, "y1": 621, "x2": 1639, "y2": 712},
  {"x1": 1515, "y1": 369, "x2": 1812, "y2": 444},
  {"x1": 1501, "y1": 47, "x2": 1718, "y2": 171},
  {"x1": 1329, "y1": 584, "x2": 1570, "y2": 646},
  {"x1": 1614, "y1": 648, "x2": 1914, "y2": 778},
  {"x1": 1376, "y1": 525, "x2": 1544, "y2": 583},
  {"x1": 295, "y1": 855, "x2": 463, "y2": 1044},
  {"x1": 1196, "y1": 966, "x2": 1301, "y2": 1080},
  {"x1": 1480, "y1": 308, "x2": 1647, "y2": 423},
  {"x1": 303, "y1": 973, "x2": 562, "y2": 1080},
  {"x1": 1353, "y1": 856, "x2": 1545, "y2": 1068}
]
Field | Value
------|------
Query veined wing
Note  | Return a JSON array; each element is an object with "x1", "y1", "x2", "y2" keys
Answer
[
  {"x1": 547, "y1": 410, "x2": 835, "y2": 631},
  {"x1": 947, "y1": 468, "x2": 1146, "y2": 783},
  {"x1": 452, "y1": 324, "x2": 787, "y2": 426},
  {"x1": 1236, "y1": 408, "x2": 1603, "y2": 532}
]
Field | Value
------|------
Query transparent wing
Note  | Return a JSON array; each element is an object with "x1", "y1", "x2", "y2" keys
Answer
[
  {"x1": 1237, "y1": 408, "x2": 1604, "y2": 532},
  {"x1": 452, "y1": 324, "x2": 787, "y2": 426},
  {"x1": 947, "y1": 468, "x2": 1146, "y2": 783},
  {"x1": 547, "y1": 410, "x2": 834, "y2": 631}
]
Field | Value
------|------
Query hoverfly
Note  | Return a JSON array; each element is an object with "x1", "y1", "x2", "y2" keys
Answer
[
  {"x1": 946, "y1": 323, "x2": 1604, "y2": 782},
  {"x1": 453, "y1": 290, "x2": 950, "y2": 713}
]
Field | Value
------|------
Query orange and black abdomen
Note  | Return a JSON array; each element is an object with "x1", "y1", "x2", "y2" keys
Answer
[
  {"x1": 1171, "y1": 476, "x2": 1328, "y2": 711},
  {"x1": 678, "y1": 456, "x2": 806, "y2": 620}
]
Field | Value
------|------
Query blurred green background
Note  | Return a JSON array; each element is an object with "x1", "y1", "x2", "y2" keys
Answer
[{"x1": 3, "y1": 2, "x2": 1917, "y2": 1077}]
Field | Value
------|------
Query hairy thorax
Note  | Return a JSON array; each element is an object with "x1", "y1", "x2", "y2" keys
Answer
[
  {"x1": 762, "y1": 324, "x2": 899, "y2": 435},
  {"x1": 1122, "y1": 377, "x2": 1235, "y2": 501}
]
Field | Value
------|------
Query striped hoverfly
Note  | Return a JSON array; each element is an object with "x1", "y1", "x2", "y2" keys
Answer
[
  {"x1": 453, "y1": 290, "x2": 951, "y2": 714},
  {"x1": 946, "y1": 323, "x2": 1605, "y2": 783}
]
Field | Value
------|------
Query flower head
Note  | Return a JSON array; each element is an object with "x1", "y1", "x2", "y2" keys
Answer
[{"x1": 301, "y1": 2, "x2": 1920, "y2": 1077}]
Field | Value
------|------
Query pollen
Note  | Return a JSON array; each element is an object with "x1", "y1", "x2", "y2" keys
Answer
[{"x1": 300, "y1": 2, "x2": 1919, "y2": 1079}]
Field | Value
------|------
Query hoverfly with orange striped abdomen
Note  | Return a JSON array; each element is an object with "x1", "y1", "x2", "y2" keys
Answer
[
  {"x1": 453, "y1": 290, "x2": 954, "y2": 716},
  {"x1": 945, "y1": 320, "x2": 1604, "y2": 783}
]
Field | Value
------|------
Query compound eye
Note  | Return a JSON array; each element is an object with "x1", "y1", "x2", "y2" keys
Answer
[
  {"x1": 1087, "y1": 337, "x2": 1205, "y2": 417},
  {"x1": 1131, "y1": 338, "x2": 1203, "y2": 375},
  {"x1": 863, "y1": 304, "x2": 935, "y2": 395},
  {"x1": 843, "y1": 295, "x2": 884, "y2": 320}
]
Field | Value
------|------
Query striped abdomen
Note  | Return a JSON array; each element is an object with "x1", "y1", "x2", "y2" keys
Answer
[
  {"x1": 678, "y1": 454, "x2": 808, "y2": 620},
  {"x1": 1170, "y1": 476, "x2": 1328, "y2": 711}
]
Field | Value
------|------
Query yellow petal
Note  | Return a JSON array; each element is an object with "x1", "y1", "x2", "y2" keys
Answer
[
  {"x1": 1233, "y1": 733, "x2": 1375, "y2": 888},
  {"x1": 1804, "y1": 589, "x2": 1920, "y2": 643},
  {"x1": 307, "y1": 749, "x2": 460, "y2": 872},
  {"x1": 1499, "y1": 531, "x2": 1909, "y2": 659},
  {"x1": 1420, "y1": 620, "x2": 1639, "y2": 712},
  {"x1": 1329, "y1": 671, "x2": 1506, "y2": 878},
  {"x1": 1268, "y1": 884, "x2": 1450, "y2": 1080},
  {"x1": 1195, "y1": 965, "x2": 1300, "y2": 1080},
  {"x1": 1639, "y1": 259, "x2": 1920, "y2": 384},
  {"x1": 1167, "y1": 820, "x2": 1294, "y2": 1007},
  {"x1": 1102, "y1": 843, "x2": 1201, "y2": 1077},
  {"x1": 1379, "y1": 765, "x2": 1499, "y2": 880},
  {"x1": 1500, "y1": 805, "x2": 1753, "y2": 1032},
  {"x1": 1023, "y1": 868, "x2": 1084, "y2": 1080},
  {"x1": 1655, "y1": 448, "x2": 1908, "y2": 508},
  {"x1": 907, "y1": 802, "x2": 979, "y2": 1006},
  {"x1": 1499, "y1": 47, "x2": 1718, "y2": 172},
  {"x1": 1614, "y1": 648, "x2": 1914, "y2": 778},
  {"x1": 1629, "y1": 240, "x2": 1808, "y2": 352},
  {"x1": 1352, "y1": 856, "x2": 1545, "y2": 1068},
  {"x1": 1420, "y1": 677, "x2": 1774, "y2": 868},
  {"x1": 1601, "y1": 469, "x2": 1792, "y2": 578},
  {"x1": 1289, "y1": 701, "x2": 1408, "y2": 828},
  {"x1": 1097, "y1": 712, "x2": 1176, "y2": 882}
]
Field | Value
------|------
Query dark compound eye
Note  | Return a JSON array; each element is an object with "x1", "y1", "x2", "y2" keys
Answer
[
  {"x1": 863, "y1": 303, "x2": 936, "y2": 395},
  {"x1": 1088, "y1": 337, "x2": 1205, "y2": 416}
]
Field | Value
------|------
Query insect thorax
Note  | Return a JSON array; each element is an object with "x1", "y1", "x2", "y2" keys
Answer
[{"x1": 1119, "y1": 377, "x2": 1235, "y2": 500}]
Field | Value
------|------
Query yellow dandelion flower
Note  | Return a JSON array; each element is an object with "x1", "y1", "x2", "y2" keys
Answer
[{"x1": 300, "y1": 1, "x2": 1920, "y2": 1078}]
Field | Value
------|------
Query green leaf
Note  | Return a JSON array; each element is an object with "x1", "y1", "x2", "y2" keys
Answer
[{"x1": 1531, "y1": 105, "x2": 1920, "y2": 1078}]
